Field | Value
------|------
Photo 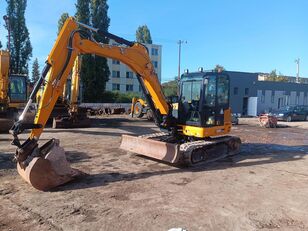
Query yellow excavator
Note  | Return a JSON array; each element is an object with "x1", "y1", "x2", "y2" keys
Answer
[
  {"x1": 0, "y1": 50, "x2": 28, "y2": 132},
  {"x1": 131, "y1": 97, "x2": 153, "y2": 120},
  {"x1": 10, "y1": 17, "x2": 241, "y2": 191},
  {"x1": 51, "y1": 55, "x2": 90, "y2": 128},
  {"x1": 36, "y1": 56, "x2": 90, "y2": 128}
]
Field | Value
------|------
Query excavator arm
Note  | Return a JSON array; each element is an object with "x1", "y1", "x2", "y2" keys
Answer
[
  {"x1": 0, "y1": 50, "x2": 10, "y2": 107},
  {"x1": 70, "y1": 55, "x2": 81, "y2": 113},
  {"x1": 10, "y1": 17, "x2": 172, "y2": 164}
]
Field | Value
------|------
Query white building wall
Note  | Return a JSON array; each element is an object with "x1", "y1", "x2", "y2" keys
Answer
[{"x1": 106, "y1": 40, "x2": 162, "y2": 94}]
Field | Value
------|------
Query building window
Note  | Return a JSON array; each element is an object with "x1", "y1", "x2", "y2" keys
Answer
[
  {"x1": 139, "y1": 85, "x2": 143, "y2": 92},
  {"x1": 126, "y1": 84, "x2": 133, "y2": 92},
  {"x1": 245, "y1": 88, "x2": 249, "y2": 95},
  {"x1": 112, "y1": 71, "x2": 120, "y2": 78},
  {"x1": 233, "y1": 87, "x2": 238, "y2": 95},
  {"x1": 285, "y1": 95, "x2": 289, "y2": 105},
  {"x1": 112, "y1": 84, "x2": 120, "y2": 91},
  {"x1": 112, "y1": 59, "x2": 120, "y2": 65},
  {"x1": 126, "y1": 71, "x2": 133, "y2": 78},
  {"x1": 151, "y1": 48, "x2": 158, "y2": 56},
  {"x1": 152, "y1": 61, "x2": 158, "y2": 68}
]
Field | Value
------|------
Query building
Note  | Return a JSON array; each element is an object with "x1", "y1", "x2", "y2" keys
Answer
[
  {"x1": 105, "y1": 40, "x2": 162, "y2": 94},
  {"x1": 226, "y1": 71, "x2": 308, "y2": 116}
]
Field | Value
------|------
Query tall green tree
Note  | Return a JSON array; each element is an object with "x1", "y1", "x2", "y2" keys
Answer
[
  {"x1": 75, "y1": 0, "x2": 110, "y2": 102},
  {"x1": 6, "y1": 0, "x2": 32, "y2": 75},
  {"x1": 31, "y1": 58, "x2": 40, "y2": 84},
  {"x1": 0, "y1": 40, "x2": 2, "y2": 49},
  {"x1": 75, "y1": 0, "x2": 93, "y2": 102},
  {"x1": 75, "y1": 0, "x2": 90, "y2": 24},
  {"x1": 136, "y1": 25, "x2": 152, "y2": 44},
  {"x1": 85, "y1": 0, "x2": 110, "y2": 102},
  {"x1": 57, "y1": 12, "x2": 69, "y2": 34}
]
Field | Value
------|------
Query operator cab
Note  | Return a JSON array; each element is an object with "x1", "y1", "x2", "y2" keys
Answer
[
  {"x1": 178, "y1": 71, "x2": 230, "y2": 127},
  {"x1": 9, "y1": 74, "x2": 27, "y2": 103}
]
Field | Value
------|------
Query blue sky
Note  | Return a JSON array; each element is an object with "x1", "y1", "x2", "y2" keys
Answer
[{"x1": 0, "y1": 0, "x2": 307, "y2": 82}]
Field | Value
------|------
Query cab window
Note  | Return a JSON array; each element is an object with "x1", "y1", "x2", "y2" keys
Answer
[
  {"x1": 181, "y1": 80, "x2": 201, "y2": 103},
  {"x1": 204, "y1": 75, "x2": 216, "y2": 106},
  {"x1": 9, "y1": 76, "x2": 27, "y2": 102},
  {"x1": 217, "y1": 76, "x2": 229, "y2": 105}
]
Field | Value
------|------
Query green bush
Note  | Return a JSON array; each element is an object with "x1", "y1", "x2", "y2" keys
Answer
[{"x1": 101, "y1": 91, "x2": 141, "y2": 103}]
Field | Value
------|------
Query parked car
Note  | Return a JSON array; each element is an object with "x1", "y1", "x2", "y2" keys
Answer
[{"x1": 272, "y1": 105, "x2": 308, "y2": 122}]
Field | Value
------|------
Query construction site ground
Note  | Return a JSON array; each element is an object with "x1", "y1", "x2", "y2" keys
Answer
[{"x1": 0, "y1": 116, "x2": 307, "y2": 231}]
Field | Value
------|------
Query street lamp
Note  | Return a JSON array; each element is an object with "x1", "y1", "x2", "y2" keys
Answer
[
  {"x1": 294, "y1": 58, "x2": 300, "y2": 83},
  {"x1": 177, "y1": 40, "x2": 187, "y2": 81}
]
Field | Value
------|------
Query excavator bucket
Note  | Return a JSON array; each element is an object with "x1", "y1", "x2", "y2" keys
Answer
[
  {"x1": 17, "y1": 139, "x2": 83, "y2": 191},
  {"x1": 120, "y1": 134, "x2": 180, "y2": 163}
]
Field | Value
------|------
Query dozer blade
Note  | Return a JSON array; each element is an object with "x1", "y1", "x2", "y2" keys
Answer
[
  {"x1": 120, "y1": 134, "x2": 180, "y2": 163},
  {"x1": 17, "y1": 139, "x2": 83, "y2": 191}
]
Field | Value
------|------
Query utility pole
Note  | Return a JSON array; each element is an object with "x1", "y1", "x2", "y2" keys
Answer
[
  {"x1": 295, "y1": 58, "x2": 300, "y2": 83},
  {"x1": 177, "y1": 40, "x2": 187, "y2": 81}
]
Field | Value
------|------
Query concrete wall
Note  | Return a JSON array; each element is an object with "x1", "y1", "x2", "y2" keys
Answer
[
  {"x1": 255, "y1": 81, "x2": 308, "y2": 114},
  {"x1": 227, "y1": 71, "x2": 258, "y2": 115},
  {"x1": 227, "y1": 71, "x2": 308, "y2": 115}
]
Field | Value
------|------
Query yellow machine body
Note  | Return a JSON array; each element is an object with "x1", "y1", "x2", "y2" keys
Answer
[{"x1": 11, "y1": 17, "x2": 241, "y2": 191}]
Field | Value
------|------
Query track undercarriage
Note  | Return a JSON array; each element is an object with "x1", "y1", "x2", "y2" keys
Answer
[{"x1": 120, "y1": 132, "x2": 241, "y2": 166}]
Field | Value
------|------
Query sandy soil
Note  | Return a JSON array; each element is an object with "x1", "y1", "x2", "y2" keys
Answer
[{"x1": 0, "y1": 115, "x2": 307, "y2": 231}]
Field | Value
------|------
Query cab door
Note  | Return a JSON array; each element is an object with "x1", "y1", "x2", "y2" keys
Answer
[
  {"x1": 202, "y1": 74, "x2": 230, "y2": 127},
  {"x1": 178, "y1": 79, "x2": 202, "y2": 126}
]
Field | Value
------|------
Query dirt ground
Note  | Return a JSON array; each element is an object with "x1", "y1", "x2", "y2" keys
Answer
[{"x1": 0, "y1": 116, "x2": 308, "y2": 231}]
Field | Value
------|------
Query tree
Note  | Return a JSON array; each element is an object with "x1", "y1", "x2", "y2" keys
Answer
[
  {"x1": 136, "y1": 25, "x2": 152, "y2": 44},
  {"x1": 266, "y1": 69, "x2": 288, "y2": 82},
  {"x1": 75, "y1": 0, "x2": 110, "y2": 102},
  {"x1": 85, "y1": 0, "x2": 110, "y2": 102},
  {"x1": 162, "y1": 77, "x2": 178, "y2": 97},
  {"x1": 57, "y1": 12, "x2": 69, "y2": 34},
  {"x1": 75, "y1": 0, "x2": 90, "y2": 24},
  {"x1": 214, "y1": 64, "x2": 225, "y2": 72},
  {"x1": 0, "y1": 40, "x2": 2, "y2": 49},
  {"x1": 6, "y1": 0, "x2": 32, "y2": 75},
  {"x1": 31, "y1": 58, "x2": 40, "y2": 84},
  {"x1": 267, "y1": 69, "x2": 278, "y2": 81},
  {"x1": 75, "y1": 0, "x2": 92, "y2": 101}
]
